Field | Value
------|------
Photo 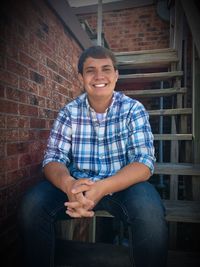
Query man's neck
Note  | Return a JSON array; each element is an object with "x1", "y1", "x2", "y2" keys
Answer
[{"x1": 88, "y1": 95, "x2": 113, "y2": 113}]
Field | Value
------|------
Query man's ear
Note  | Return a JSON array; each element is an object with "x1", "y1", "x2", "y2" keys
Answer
[{"x1": 115, "y1": 70, "x2": 119, "y2": 81}]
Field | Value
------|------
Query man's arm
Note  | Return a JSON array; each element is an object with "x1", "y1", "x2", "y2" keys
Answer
[
  {"x1": 44, "y1": 162, "x2": 94, "y2": 217},
  {"x1": 70, "y1": 162, "x2": 150, "y2": 209}
]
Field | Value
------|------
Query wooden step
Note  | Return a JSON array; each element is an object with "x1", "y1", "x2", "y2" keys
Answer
[
  {"x1": 95, "y1": 200, "x2": 200, "y2": 224},
  {"x1": 164, "y1": 200, "x2": 200, "y2": 223},
  {"x1": 118, "y1": 71, "x2": 183, "y2": 83},
  {"x1": 154, "y1": 163, "x2": 200, "y2": 176},
  {"x1": 154, "y1": 134, "x2": 192, "y2": 141},
  {"x1": 148, "y1": 108, "x2": 192, "y2": 116},
  {"x1": 115, "y1": 48, "x2": 178, "y2": 69},
  {"x1": 120, "y1": 87, "x2": 187, "y2": 97}
]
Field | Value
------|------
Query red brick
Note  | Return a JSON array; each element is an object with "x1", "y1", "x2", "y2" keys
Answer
[
  {"x1": 7, "y1": 168, "x2": 30, "y2": 185},
  {"x1": 19, "y1": 78, "x2": 38, "y2": 94},
  {"x1": 7, "y1": 58, "x2": 29, "y2": 78},
  {"x1": 0, "y1": 99, "x2": 18, "y2": 114},
  {"x1": 7, "y1": 116, "x2": 20, "y2": 128},
  {"x1": 0, "y1": 115, "x2": 6, "y2": 128},
  {"x1": 38, "y1": 40, "x2": 53, "y2": 58},
  {"x1": 0, "y1": 156, "x2": 18, "y2": 172},
  {"x1": 30, "y1": 118, "x2": 46, "y2": 128},
  {"x1": 6, "y1": 87, "x2": 20, "y2": 101},
  {"x1": 19, "y1": 103, "x2": 38, "y2": 116},
  {"x1": 7, "y1": 116, "x2": 30, "y2": 129},
  {"x1": 46, "y1": 57, "x2": 58, "y2": 72},
  {"x1": 0, "y1": 70, "x2": 18, "y2": 87},
  {"x1": 19, "y1": 153, "x2": 31, "y2": 168},
  {"x1": 18, "y1": 129, "x2": 29, "y2": 141},
  {"x1": 39, "y1": 84, "x2": 52, "y2": 98},
  {"x1": 0, "y1": 143, "x2": 5, "y2": 158},
  {"x1": 5, "y1": 129, "x2": 19, "y2": 142},
  {"x1": 7, "y1": 142, "x2": 29, "y2": 156},
  {"x1": 39, "y1": 107, "x2": 55, "y2": 119},
  {"x1": 39, "y1": 129, "x2": 50, "y2": 140},
  {"x1": 39, "y1": 63, "x2": 52, "y2": 79},
  {"x1": 19, "y1": 51, "x2": 38, "y2": 70}
]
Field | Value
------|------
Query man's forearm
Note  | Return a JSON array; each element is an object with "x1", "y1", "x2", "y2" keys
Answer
[
  {"x1": 98, "y1": 162, "x2": 151, "y2": 196},
  {"x1": 44, "y1": 162, "x2": 74, "y2": 195}
]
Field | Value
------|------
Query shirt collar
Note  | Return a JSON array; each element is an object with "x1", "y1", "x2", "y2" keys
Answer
[{"x1": 85, "y1": 92, "x2": 117, "y2": 114}]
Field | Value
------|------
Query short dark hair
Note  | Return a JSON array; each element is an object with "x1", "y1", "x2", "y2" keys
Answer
[{"x1": 78, "y1": 46, "x2": 118, "y2": 75}]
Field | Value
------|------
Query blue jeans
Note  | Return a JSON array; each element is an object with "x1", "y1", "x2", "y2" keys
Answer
[{"x1": 18, "y1": 180, "x2": 168, "y2": 267}]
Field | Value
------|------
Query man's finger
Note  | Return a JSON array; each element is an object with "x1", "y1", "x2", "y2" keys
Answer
[
  {"x1": 66, "y1": 208, "x2": 94, "y2": 218},
  {"x1": 71, "y1": 184, "x2": 92, "y2": 194},
  {"x1": 75, "y1": 192, "x2": 94, "y2": 206}
]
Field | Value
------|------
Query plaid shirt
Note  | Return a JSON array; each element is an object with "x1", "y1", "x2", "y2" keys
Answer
[{"x1": 43, "y1": 92, "x2": 155, "y2": 181}]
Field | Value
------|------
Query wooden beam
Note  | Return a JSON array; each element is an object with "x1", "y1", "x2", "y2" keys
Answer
[
  {"x1": 71, "y1": 0, "x2": 154, "y2": 14},
  {"x1": 181, "y1": 0, "x2": 200, "y2": 57},
  {"x1": 118, "y1": 71, "x2": 183, "y2": 83},
  {"x1": 154, "y1": 163, "x2": 200, "y2": 176},
  {"x1": 46, "y1": 0, "x2": 92, "y2": 49},
  {"x1": 164, "y1": 200, "x2": 200, "y2": 223},
  {"x1": 119, "y1": 87, "x2": 187, "y2": 97},
  {"x1": 148, "y1": 108, "x2": 192, "y2": 116},
  {"x1": 154, "y1": 134, "x2": 192, "y2": 141}
]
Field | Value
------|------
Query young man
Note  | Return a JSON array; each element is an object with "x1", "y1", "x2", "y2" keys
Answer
[{"x1": 19, "y1": 46, "x2": 168, "y2": 267}]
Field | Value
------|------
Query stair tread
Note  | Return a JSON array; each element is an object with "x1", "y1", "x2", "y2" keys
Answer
[
  {"x1": 119, "y1": 71, "x2": 183, "y2": 82},
  {"x1": 148, "y1": 108, "x2": 192, "y2": 115},
  {"x1": 154, "y1": 163, "x2": 200, "y2": 175},
  {"x1": 95, "y1": 200, "x2": 200, "y2": 223},
  {"x1": 119, "y1": 87, "x2": 187, "y2": 97},
  {"x1": 116, "y1": 49, "x2": 178, "y2": 69},
  {"x1": 154, "y1": 134, "x2": 192, "y2": 141},
  {"x1": 164, "y1": 200, "x2": 200, "y2": 223},
  {"x1": 115, "y1": 48, "x2": 177, "y2": 56}
]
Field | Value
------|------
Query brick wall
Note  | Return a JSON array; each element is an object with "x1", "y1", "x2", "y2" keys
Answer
[
  {"x1": 0, "y1": 0, "x2": 82, "y2": 257},
  {"x1": 78, "y1": 4, "x2": 169, "y2": 51}
]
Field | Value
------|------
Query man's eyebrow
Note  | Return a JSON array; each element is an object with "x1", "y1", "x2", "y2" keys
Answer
[{"x1": 85, "y1": 64, "x2": 113, "y2": 70}]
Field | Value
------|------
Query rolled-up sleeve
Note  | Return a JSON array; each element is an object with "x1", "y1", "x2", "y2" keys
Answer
[
  {"x1": 43, "y1": 107, "x2": 72, "y2": 167},
  {"x1": 127, "y1": 101, "x2": 156, "y2": 174}
]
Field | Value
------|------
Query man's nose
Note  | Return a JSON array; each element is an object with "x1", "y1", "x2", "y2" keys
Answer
[{"x1": 94, "y1": 70, "x2": 104, "y2": 79}]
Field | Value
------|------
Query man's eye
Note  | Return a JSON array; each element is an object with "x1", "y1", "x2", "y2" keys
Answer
[
  {"x1": 103, "y1": 68, "x2": 111, "y2": 72},
  {"x1": 86, "y1": 69, "x2": 94, "y2": 73}
]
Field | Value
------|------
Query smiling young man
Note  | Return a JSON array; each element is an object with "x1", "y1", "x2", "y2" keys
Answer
[{"x1": 19, "y1": 46, "x2": 168, "y2": 267}]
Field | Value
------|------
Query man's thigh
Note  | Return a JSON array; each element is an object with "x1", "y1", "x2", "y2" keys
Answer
[{"x1": 96, "y1": 181, "x2": 165, "y2": 224}]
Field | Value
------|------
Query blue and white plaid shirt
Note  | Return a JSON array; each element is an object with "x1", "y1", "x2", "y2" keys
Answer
[{"x1": 43, "y1": 92, "x2": 155, "y2": 181}]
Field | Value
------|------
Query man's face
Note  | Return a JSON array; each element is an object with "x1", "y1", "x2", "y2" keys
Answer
[{"x1": 79, "y1": 57, "x2": 119, "y2": 101}]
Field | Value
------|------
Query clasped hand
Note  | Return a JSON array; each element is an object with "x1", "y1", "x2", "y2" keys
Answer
[{"x1": 64, "y1": 178, "x2": 102, "y2": 218}]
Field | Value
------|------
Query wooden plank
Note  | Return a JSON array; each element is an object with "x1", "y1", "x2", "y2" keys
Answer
[
  {"x1": 115, "y1": 48, "x2": 177, "y2": 56},
  {"x1": 148, "y1": 108, "x2": 192, "y2": 116},
  {"x1": 47, "y1": 0, "x2": 92, "y2": 49},
  {"x1": 181, "y1": 0, "x2": 200, "y2": 57},
  {"x1": 154, "y1": 134, "x2": 192, "y2": 141},
  {"x1": 120, "y1": 87, "x2": 187, "y2": 97},
  {"x1": 72, "y1": 0, "x2": 154, "y2": 14},
  {"x1": 116, "y1": 50, "x2": 178, "y2": 69},
  {"x1": 118, "y1": 71, "x2": 183, "y2": 83},
  {"x1": 154, "y1": 163, "x2": 200, "y2": 176},
  {"x1": 192, "y1": 48, "x2": 200, "y2": 200},
  {"x1": 164, "y1": 200, "x2": 200, "y2": 223}
]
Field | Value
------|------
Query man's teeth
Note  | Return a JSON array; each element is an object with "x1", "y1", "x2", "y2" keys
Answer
[{"x1": 94, "y1": 84, "x2": 106, "y2": 87}]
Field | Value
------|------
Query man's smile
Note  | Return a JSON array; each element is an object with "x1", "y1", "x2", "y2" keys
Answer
[{"x1": 93, "y1": 83, "x2": 107, "y2": 88}]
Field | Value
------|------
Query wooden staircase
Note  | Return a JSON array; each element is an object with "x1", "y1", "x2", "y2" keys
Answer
[
  {"x1": 55, "y1": 48, "x2": 200, "y2": 267},
  {"x1": 114, "y1": 47, "x2": 200, "y2": 236}
]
